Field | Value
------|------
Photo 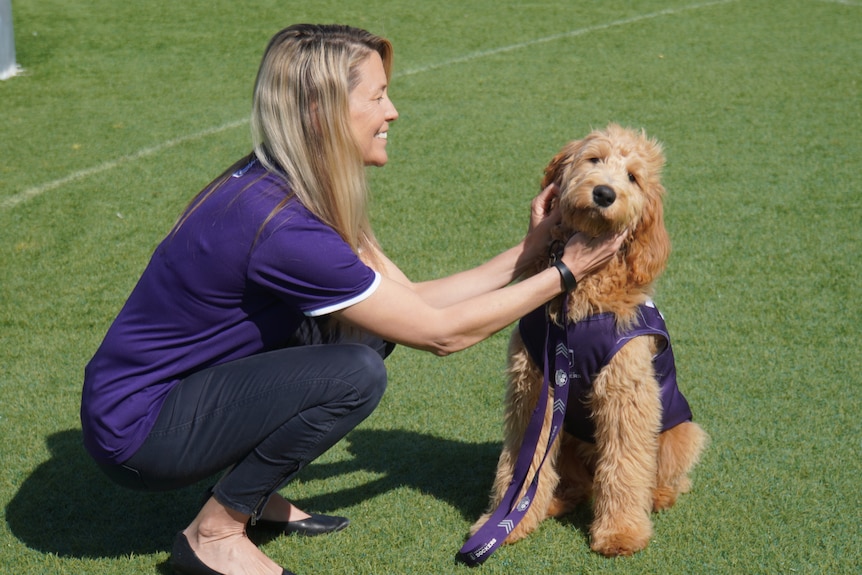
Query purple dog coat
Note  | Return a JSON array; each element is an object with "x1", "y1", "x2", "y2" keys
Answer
[{"x1": 518, "y1": 301, "x2": 693, "y2": 443}]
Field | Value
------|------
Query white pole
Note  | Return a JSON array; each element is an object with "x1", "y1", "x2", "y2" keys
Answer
[{"x1": 0, "y1": 0, "x2": 20, "y2": 80}]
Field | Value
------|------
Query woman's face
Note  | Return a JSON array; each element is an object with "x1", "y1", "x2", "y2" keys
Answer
[{"x1": 349, "y1": 51, "x2": 398, "y2": 166}]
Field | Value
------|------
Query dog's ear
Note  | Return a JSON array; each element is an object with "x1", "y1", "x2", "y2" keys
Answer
[
  {"x1": 625, "y1": 182, "x2": 670, "y2": 286},
  {"x1": 541, "y1": 140, "x2": 582, "y2": 189}
]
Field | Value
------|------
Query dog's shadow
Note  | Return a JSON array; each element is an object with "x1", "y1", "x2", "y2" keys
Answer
[{"x1": 5, "y1": 428, "x2": 517, "y2": 560}]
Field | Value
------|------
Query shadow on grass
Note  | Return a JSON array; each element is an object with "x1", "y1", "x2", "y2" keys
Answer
[
  {"x1": 286, "y1": 428, "x2": 592, "y2": 545},
  {"x1": 286, "y1": 428, "x2": 504, "y2": 522},
  {"x1": 5, "y1": 429, "x2": 202, "y2": 559},
  {"x1": 5, "y1": 427, "x2": 509, "y2": 559}
]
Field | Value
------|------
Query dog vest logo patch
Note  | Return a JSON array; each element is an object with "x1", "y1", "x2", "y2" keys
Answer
[
  {"x1": 554, "y1": 342, "x2": 573, "y2": 388},
  {"x1": 555, "y1": 369, "x2": 568, "y2": 387}
]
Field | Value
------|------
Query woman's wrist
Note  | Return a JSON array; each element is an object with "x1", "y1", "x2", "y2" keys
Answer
[{"x1": 552, "y1": 259, "x2": 578, "y2": 292}]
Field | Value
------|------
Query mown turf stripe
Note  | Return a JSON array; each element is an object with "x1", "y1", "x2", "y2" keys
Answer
[{"x1": 2, "y1": 0, "x2": 738, "y2": 210}]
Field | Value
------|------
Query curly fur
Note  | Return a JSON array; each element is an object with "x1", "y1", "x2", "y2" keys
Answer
[{"x1": 469, "y1": 125, "x2": 708, "y2": 557}]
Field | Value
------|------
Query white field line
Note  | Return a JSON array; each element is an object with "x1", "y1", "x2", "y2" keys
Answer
[
  {"x1": 3, "y1": 0, "x2": 737, "y2": 210},
  {"x1": 396, "y1": 0, "x2": 736, "y2": 78},
  {"x1": 1, "y1": 119, "x2": 249, "y2": 209}
]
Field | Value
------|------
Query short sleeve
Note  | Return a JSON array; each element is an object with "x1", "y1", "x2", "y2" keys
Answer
[{"x1": 247, "y1": 203, "x2": 379, "y2": 316}]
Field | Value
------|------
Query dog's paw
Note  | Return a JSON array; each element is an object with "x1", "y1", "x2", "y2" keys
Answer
[
  {"x1": 469, "y1": 513, "x2": 538, "y2": 544},
  {"x1": 652, "y1": 485, "x2": 680, "y2": 512},
  {"x1": 504, "y1": 521, "x2": 536, "y2": 544},
  {"x1": 653, "y1": 474, "x2": 694, "y2": 511},
  {"x1": 590, "y1": 524, "x2": 651, "y2": 557},
  {"x1": 468, "y1": 513, "x2": 492, "y2": 537}
]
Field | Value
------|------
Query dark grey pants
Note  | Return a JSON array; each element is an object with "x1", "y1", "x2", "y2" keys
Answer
[{"x1": 98, "y1": 321, "x2": 390, "y2": 519}]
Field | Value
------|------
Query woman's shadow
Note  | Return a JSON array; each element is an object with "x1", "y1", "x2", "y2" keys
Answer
[{"x1": 5, "y1": 428, "x2": 506, "y2": 559}]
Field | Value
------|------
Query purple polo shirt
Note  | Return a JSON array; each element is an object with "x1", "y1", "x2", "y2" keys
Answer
[
  {"x1": 519, "y1": 301, "x2": 693, "y2": 443},
  {"x1": 81, "y1": 157, "x2": 380, "y2": 464}
]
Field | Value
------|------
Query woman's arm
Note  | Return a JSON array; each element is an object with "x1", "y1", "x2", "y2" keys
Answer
[
  {"x1": 335, "y1": 265, "x2": 563, "y2": 356},
  {"x1": 371, "y1": 184, "x2": 563, "y2": 308},
  {"x1": 337, "y1": 228, "x2": 625, "y2": 356},
  {"x1": 372, "y1": 240, "x2": 536, "y2": 308}
]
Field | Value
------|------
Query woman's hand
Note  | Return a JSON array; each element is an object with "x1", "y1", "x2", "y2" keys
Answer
[
  {"x1": 528, "y1": 183, "x2": 561, "y2": 232},
  {"x1": 523, "y1": 183, "x2": 562, "y2": 258},
  {"x1": 561, "y1": 229, "x2": 628, "y2": 282}
]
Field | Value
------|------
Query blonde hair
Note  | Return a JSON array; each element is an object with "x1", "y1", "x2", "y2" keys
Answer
[{"x1": 251, "y1": 24, "x2": 393, "y2": 262}]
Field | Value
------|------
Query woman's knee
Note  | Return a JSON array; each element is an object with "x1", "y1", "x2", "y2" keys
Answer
[{"x1": 339, "y1": 343, "x2": 387, "y2": 410}]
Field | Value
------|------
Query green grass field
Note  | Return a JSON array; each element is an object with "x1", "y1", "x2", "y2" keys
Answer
[{"x1": 2, "y1": 0, "x2": 860, "y2": 573}]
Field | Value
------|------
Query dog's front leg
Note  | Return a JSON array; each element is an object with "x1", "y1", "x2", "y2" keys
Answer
[{"x1": 588, "y1": 336, "x2": 662, "y2": 557}]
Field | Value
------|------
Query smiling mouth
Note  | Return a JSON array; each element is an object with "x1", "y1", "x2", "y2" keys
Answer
[{"x1": 375, "y1": 131, "x2": 388, "y2": 140}]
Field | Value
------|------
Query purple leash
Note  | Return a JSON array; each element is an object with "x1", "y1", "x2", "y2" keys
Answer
[{"x1": 457, "y1": 299, "x2": 571, "y2": 566}]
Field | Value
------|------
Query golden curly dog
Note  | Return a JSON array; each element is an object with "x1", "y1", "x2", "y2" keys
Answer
[{"x1": 470, "y1": 124, "x2": 708, "y2": 557}]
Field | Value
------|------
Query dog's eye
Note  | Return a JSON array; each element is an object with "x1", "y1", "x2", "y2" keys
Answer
[
  {"x1": 589, "y1": 158, "x2": 600, "y2": 164},
  {"x1": 628, "y1": 172, "x2": 638, "y2": 184}
]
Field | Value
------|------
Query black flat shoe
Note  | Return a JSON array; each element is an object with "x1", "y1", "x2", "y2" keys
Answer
[
  {"x1": 170, "y1": 531, "x2": 296, "y2": 575},
  {"x1": 201, "y1": 486, "x2": 348, "y2": 537},
  {"x1": 253, "y1": 513, "x2": 350, "y2": 536}
]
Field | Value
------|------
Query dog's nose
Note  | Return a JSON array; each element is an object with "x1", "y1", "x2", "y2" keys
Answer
[{"x1": 592, "y1": 185, "x2": 616, "y2": 208}]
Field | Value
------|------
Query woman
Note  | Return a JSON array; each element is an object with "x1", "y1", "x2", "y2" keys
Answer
[{"x1": 81, "y1": 24, "x2": 624, "y2": 575}]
